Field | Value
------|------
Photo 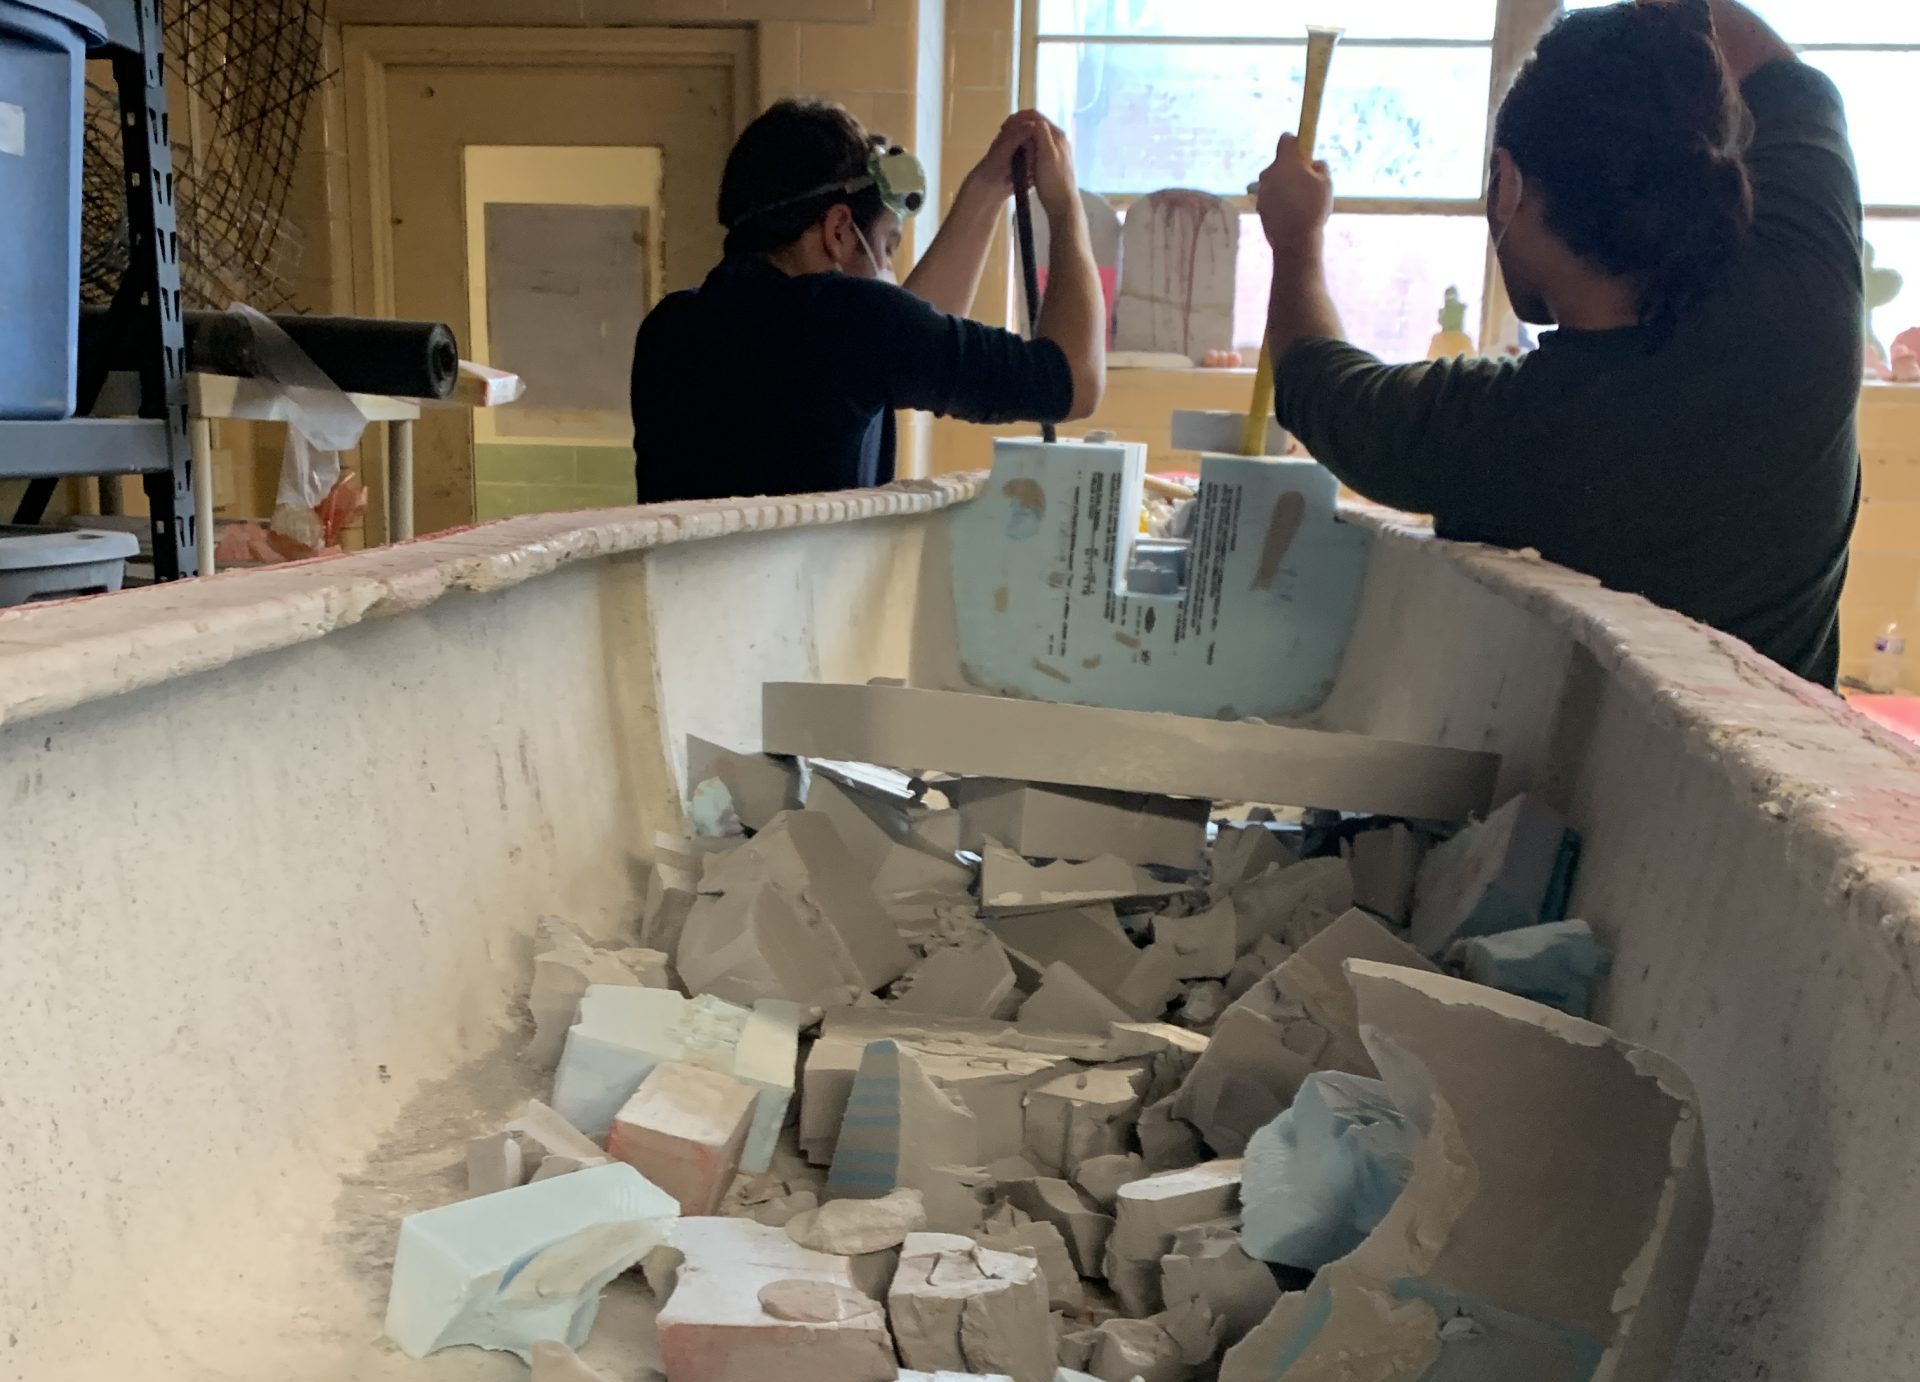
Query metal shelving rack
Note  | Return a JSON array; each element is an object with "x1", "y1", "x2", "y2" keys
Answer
[{"x1": 0, "y1": 0, "x2": 195, "y2": 579}]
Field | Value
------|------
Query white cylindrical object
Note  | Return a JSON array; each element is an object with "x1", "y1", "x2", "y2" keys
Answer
[
  {"x1": 390, "y1": 419, "x2": 415, "y2": 542},
  {"x1": 1867, "y1": 623, "x2": 1906, "y2": 694},
  {"x1": 190, "y1": 417, "x2": 216, "y2": 576}
]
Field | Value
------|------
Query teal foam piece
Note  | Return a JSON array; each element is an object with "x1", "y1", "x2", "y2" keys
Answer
[
  {"x1": 1409, "y1": 796, "x2": 1581, "y2": 957},
  {"x1": 384, "y1": 1162, "x2": 679, "y2": 1360},
  {"x1": 1541, "y1": 829, "x2": 1582, "y2": 924},
  {"x1": 825, "y1": 1038, "x2": 906, "y2": 1198},
  {"x1": 1240, "y1": 1071, "x2": 1413, "y2": 1272},
  {"x1": 688, "y1": 776, "x2": 738, "y2": 837},
  {"x1": 1448, "y1": 919, "x2": 1613, "y2": 1018},
  {"x1": 949, "y1": 439, "x2": 1371, "y2": 719}
]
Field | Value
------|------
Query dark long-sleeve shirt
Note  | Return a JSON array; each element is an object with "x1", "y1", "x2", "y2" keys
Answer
[
  {"x1": 1276, "y1": 61, "x2": 1863, "y2": 686},
  {"x1": 632, "y1": 256, "x2": 1074, "y2": 504}
]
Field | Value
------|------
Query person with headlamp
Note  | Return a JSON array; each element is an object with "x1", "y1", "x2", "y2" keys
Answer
[{"x1": 631, "y1": 101, "x2": 1104, "y2": 503}]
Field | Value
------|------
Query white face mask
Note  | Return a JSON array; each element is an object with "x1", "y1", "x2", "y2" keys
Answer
[{"x1": 853, "y1": 224, "x2": 897, "y2": 285}]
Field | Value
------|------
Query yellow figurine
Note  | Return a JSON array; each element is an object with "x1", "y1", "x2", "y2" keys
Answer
[{"x1": 1427, "y1": 286, "x2": 1476, "y2": 360}]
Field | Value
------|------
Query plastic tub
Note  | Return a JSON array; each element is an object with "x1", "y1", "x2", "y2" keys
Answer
[
  {"x1": 0, "y1": 523, "x2": 136, "y2": 604},
  {"x1": 0, "y1": 0, "x2": 106, "y2": 419}
]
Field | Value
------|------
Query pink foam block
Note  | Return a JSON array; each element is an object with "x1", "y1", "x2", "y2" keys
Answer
[
  {"x1": 657, "y1": 1218, "x2": 897, "y2": 1382},
  {"x1": 606, "y1": 1061, "x2": 756, "y2": 1215}
]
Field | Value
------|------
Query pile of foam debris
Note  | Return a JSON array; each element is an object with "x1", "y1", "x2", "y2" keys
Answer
[{"x1": 383, "y1": 692, "x2": 1709, "y2": 1382}]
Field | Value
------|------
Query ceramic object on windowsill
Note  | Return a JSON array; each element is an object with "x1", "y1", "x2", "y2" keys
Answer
[
  {"x1": 1890, "y1": 328, "x2": 1920, "y2": 384},
  {"x1": 1864, "y1": 240, "x2": 1904, "y2": 378},
  {"x1": 1426, "y1": 286, "x2": 1476, "y2": 360}
]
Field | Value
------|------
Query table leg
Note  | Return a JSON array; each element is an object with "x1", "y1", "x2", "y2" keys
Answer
[
  {"x1": 389, "y1": 419, "x2": 415, "y2": 542},
  {"x1": 190, "y1": 417, "x2": 216, "y2": 575}
]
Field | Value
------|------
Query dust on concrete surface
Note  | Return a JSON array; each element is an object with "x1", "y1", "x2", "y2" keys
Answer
[{"x1": 321, "y1": 1023, "x2": 665, "y2": 1381}]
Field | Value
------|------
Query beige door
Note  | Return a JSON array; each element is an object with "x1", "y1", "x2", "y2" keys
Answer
[{"x1": 345, "y1": 27, "x2": 753, "y2": 535}]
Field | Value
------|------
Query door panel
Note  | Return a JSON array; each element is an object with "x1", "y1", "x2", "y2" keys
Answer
[{"x1": 349, "y1": 29, "x2": 750, "y2": 534}]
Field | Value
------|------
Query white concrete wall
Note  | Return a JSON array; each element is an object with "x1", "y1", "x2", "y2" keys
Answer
[
  {"x1": 1323, "y1": 518, "x2": 1920, "y2": 1379},
  {"x1": 0, "y1": 486, "x2": 961, "y2": 1380},
  {"x1": 1, "y1": 485, "x2": 1917, "y2": 1377}
]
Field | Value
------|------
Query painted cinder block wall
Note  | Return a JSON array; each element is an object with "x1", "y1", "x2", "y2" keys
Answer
[{"x1": 1845, "y1": 385, "x2": 1920, "y2": 689}]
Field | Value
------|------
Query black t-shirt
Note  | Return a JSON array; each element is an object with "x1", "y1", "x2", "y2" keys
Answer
[
  {"x1": 631, "y1": 256, "x2": 1075, "y2": 504},
  {"x1": 1275, "y1": 61, "x2": 1863, "y2": 686}
]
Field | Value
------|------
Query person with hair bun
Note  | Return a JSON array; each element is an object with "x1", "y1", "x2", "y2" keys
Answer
[{"x1": 1258, "y1": 0, "x2": 1862, "y2": 687}]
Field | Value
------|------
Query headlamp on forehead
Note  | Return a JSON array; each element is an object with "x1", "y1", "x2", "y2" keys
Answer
[
  {"x1": 733, "y1": 147, "x2": 927, "y2": 226},
  {"x1": 864, "y1": 148, "x2": 928, "y2": 217}
]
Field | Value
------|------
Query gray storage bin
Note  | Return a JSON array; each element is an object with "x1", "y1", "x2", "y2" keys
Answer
[{"x1": 0, "y1": 524, "x2": 138, "y2": 605}]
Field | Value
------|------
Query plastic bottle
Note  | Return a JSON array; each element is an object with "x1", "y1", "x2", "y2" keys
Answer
[{"x1": 1867, "y1": 623, "x2": 1907, "y2": 694}]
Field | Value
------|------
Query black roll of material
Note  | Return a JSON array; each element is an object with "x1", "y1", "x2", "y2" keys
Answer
[{"x1": 79, "y1": 309, "x2": 462, "y2": 400}]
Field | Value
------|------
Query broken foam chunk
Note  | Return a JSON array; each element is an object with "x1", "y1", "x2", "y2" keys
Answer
[
  {"x1": 976, "y1": 1217, "x2": 1085, "y2": 1312},
  {"x1": 1345, "y1": 824, "x2": 1423, "y2": 925},
  {"x1": 1211, "y1": 823, "x2": 1299, "y2": 892},
  {"x1": 528, "y1": 916, "x2": 670, "y2": 1067},
  {"x1": 786, "y1": 1188, "x2": 928, "y2": 1255},
  {"x1": 1239, "y1": 1070, "x2": 1413, "y2": 1271},
  {"x1": 806, "y1": 772, "x2": 976, "y2": 902},
  {"x1": 1109, "y1": 1160, "x2": 1244, "y2": 1264},
  {"x1": 1219, "y1": 962, "x2": 1708, "y2": 1382},
  {"x1": 1136, "y1": 1094, "x2": 1206, "y2": 1172},
  {"x1": 1071, "y1": 1151, "x2": 1147, "y2": 1210},
  {"x1": 608, "y1": 1061, "x2": 758, "y2": 1216},
  {"x1": 641, "y1": 837, "x2": 702, "y2": 957},
  {"x1": 1088, "y1": 1317, "x2": 1185, "y2": 1382},
  {"x1": 1161, "y1": 1221, "x2": 1281, "y2": 1343},
  {"x1": 1002, "y1": 1176, "x2": 1115, "y2": 1278},
  {"x1": 657, "y1": 1217, "x2": 896, "y2": 1382},
  {"x1": 384, "y1": 1162, "x2": 677, "y2": 1360},
  {"x1": 1022, "y1": 1064, "x2": 1148, "y2": 1176},
  {"x1": 1170, "y1": 1003, "x2": 1315, "y2": 1158},
  {"x1": 681, "y1": 811, "x2": 912, "y2": 1006},
  {"x1": 1154, "y1": 897, "x2": 1238, "y2": 980},
  {"x1": 685, "y1": 736, "x2": 803, "y2": 832},
  {"x1": 549, "y1": 986, "x2": 798, "y2": 1174},
  {"x1": 1446, "y1": 917, "x2": 1613, "y2": 1018},
  {"x1": 1409, "y1": 792, "x2": 1579, "y2": 956},
  {"x1": 895, "y1": 933, "x2": 1020, "y2": 1019},
  {"x1": 466, "y1": 1131, "x2": 525, "y2": 1197},
  {"x1": 1104, "y1": 1160, "x2": 1243, "y2": 1316},
  {"x1": 1229, "y1": 858, "x2": 1353, "y2": 954},
  {"x1": 947, "y1": 778, "x2": 1210, "y2": 870},
  {"x1": 800, "y1": 1011, "x2": 1094, "y2": 1165},
  {"x1": 987, "y1": 905, "x2": 1143, "y2": 999},
  {"x1": 826, "y1": 1039, "x2": 988, "y2": 1232},
  {"x1": 1019, "y1": 962, "x2": 1134, "y2": 1034},
  {"x1": 889, "y1": 1232, "x2": 1059, "y2": 1382},
  {"x1": 505, "y1": 1099, "x2": 607, "y2": 1167},
  {"x1": 981, "y1": 847, "x2": 1190, "y2": 917},
  {"x1": 1179, "y1": 980, "x2": 1228, "y2": 1027},
  {"x1": 1269, "y1": 907, "x2": 1439, "y2": 1077}
]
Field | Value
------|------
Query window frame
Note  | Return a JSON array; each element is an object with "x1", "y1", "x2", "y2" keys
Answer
[{"x1": 1019, "y1": 0, "x2": 1920, "y2": 353}]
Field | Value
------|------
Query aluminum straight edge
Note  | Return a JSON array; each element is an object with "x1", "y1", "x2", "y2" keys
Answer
[{"x1": 763, "y1": 682, "x2": 1501, "y2": 823}]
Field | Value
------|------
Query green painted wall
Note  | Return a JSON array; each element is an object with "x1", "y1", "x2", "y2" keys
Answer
[{"x1": 473, "y1": 444, "x2": 635, "y2": 519}]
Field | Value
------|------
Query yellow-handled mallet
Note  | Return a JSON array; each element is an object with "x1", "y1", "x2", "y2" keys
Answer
[{"x1": 1239, "y1": 24, "x2": 1343, "y2": 458}]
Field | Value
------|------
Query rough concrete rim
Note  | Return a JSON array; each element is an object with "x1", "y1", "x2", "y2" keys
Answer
[{"x1": 2, "y1": 477, "x2": 1915, "y2": 971}]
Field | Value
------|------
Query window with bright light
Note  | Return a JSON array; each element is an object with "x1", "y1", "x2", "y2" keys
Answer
[
  {"x1": 1570, "y1": 0, "x2": 1920, "y2": 352},
  {"x1": 1030, "y1": 0, "x2": 1920, "y2": 362}
]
